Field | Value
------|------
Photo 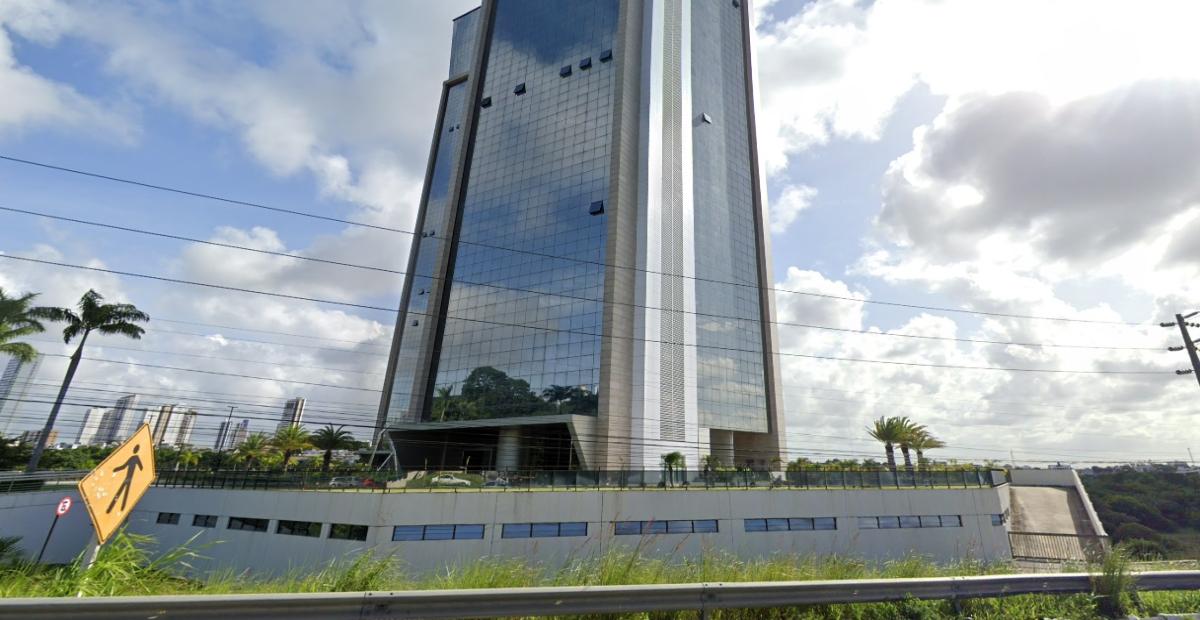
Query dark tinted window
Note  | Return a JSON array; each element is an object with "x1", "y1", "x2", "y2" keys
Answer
[
  {"x1": 329, "y1": 524, "x2": 368, "y2": 541},
  {"x1": 192, "y1": 514, "x2": 218, "y2": 528},
  {"x1": 228, "y1": 517, "x2": 268, "y2": 532},
  {"x1": 277, "y1": 520, "x2": 322, "y2": 537},
  {"x1": 156, "y1": 512, "x2": 180, "y2": 525}
]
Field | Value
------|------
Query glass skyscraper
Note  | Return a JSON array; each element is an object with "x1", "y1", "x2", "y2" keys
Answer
[{"x1": 378, "y1": 0, "x2": 786, "y2": 470}]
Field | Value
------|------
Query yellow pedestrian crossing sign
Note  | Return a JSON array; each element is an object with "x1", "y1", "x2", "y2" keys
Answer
[{"x1": 78, "y1": 424, "x2": 156, "y2": 544}]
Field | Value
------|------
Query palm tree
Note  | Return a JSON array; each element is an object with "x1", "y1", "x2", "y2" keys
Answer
[
  {"x1": 176, "y1": 449, "x2": 200, "y2": 472},
  {"x1": 432, "y1": 385, "x2": 454, "y2": 421},
  {"x1": 26, "y1": 289, "x2": 149, "y2": 471},
  {"x1": 272, "y1": 425, "x2": 311, "y2": 470},
  {"x1": 661, "y1": 451, "x2": 686, "y2": 488},
  {"x1": 867, "y1": 416, "x2": 906, "y2": 471},
  {"x1": 235, "y1": 433, "x2": 272, "y2": 469},
  {"x1": 896, "y1": 418, "x2": 927, "y2": 472},
  {"x1": 910, "y1": 431, "x2": 946, "y2": 471},
  {"x1": 0, "y1": 288, "x2": 54, "y2": 363},
  {"x1": 311, "y1": 424, "x2": 355, "y2": 472}
]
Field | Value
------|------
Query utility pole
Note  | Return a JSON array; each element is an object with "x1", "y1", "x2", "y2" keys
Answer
[{"x1": 1164, "y1": 311, "x2": 1200, "y2": 388}]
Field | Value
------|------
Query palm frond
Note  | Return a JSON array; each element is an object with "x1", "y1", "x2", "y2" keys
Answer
[
  {"x1": 96, "y1": 322, "x2": 147, "y2": 340},
  {"x1": 0, "y1": 342, "x2": 38, "y2": 362}
]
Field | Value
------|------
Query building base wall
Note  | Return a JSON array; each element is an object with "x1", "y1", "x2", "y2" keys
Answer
[{"x1": 0, "y1": 486, "x2": 1013, "y2": 576}]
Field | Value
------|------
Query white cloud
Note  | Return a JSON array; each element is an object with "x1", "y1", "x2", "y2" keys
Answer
[
  {"x1": 769, "y1": 184, "x2": 816, "y2": 235},
  {"x1": 755, "y1": 0, "x2": 1200, "y2": 175},
  {"x1": 0, "y1": 10, "x2": 134, "y2": 140}
]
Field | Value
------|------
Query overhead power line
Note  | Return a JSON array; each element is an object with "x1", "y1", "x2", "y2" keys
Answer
[
  {"x1": 27, "y1": 338, "x2": 383, "y2": 376},
  {"x1": 0, "y1": 154, "x2": 1152, "y2": 327},
  {"x1": 4, "y1": 205, "x2": 1162, "y2": 351},
  {"x1": 39, "y1": 353, "x2": 380, "y2": 392},
  {"x1": 0, "y1": 254, "x2": 1173, "y2": 376}
]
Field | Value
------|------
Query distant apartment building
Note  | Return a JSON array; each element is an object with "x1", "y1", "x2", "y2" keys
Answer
[
  {"x1": 277, "y1": 398, "x2": 305, "y2": 432},
  {"x1": 18, "y1": 428, "x2": 57, "y2": 446},
  {"x1": 215, "y1": 419, "x2": 250, "y2": 451},
  {"x1": 111, "y1": 396, "x2": 153, "y2": 441},
  {"x1": 152, "y1": 405, "x2": 197, "y2": 448},
  {"x1": 93, "y1": 394, "x2": 140, "y2": 445},
  {"x1": 77, "y1": 407, "x2": 109, "y2": 445},
  {"x1": 0, "y1": 355, "x2": 41, "y2": 435}
]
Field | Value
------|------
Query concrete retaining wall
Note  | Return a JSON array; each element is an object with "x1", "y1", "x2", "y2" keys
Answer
[{"x1": 2, "y1": 486, "x2": 1013, "y2": 575}]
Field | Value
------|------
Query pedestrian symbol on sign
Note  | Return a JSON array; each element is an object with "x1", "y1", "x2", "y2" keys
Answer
[
  {"x1": 78, "y1": 424, "x2": 156, "y2": 544},
  {"x1": 105, "y1": 444, "x2": 144, "y2": 514}
]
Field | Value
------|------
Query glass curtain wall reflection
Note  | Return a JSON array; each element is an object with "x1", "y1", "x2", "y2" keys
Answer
[{"x1": 430, "y1": 0, "x2": 618, "y2": 422}]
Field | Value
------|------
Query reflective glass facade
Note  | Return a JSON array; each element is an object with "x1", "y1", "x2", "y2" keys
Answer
[
  {"x1": 690, "y1": 0, "x2": 768, "y2": 432},
  {"x1": 429, "y1": 0, "x2": 618, "y2": 421},
  {"x1": 386, "y1": 79, "x2": 470, "y2": 424},
  {"x1": 380, "y1": 0, "x2": 784, "y2": 469}
]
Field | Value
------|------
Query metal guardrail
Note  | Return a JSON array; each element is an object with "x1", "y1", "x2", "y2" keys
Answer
[
  {"x1": 1010, "y1": 531, "x2": 1112, "y2": 563},
  {"x1": 1, "y1": 572, "x2": 1197, "y2": 619}
]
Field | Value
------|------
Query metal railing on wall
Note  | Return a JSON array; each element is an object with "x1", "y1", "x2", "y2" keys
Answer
[
  {"x1": 149, "y1": 466, "x2": 1006, "y2": 493},
  {"x1": 1, "y1": 466, "x2": 1007, "y2": 495}
]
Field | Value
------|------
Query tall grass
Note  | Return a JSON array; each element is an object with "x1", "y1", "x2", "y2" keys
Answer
[{"x1": 1, "y1": 533, "x2": 1198, "y2": 619}]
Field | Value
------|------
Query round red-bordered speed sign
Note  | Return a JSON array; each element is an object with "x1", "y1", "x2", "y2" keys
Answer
[{"x1": 56, "y1": 497, "x2": 72, "y2": 517}]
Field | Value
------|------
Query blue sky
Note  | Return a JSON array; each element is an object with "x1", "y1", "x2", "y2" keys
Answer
[{"x1": 1, "y1": 0, "x2": 1198, "y2": 464}]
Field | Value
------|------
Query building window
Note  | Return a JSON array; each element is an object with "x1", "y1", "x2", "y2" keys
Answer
[
  {"x1": 667, "y1": 520, "x2": 693, "y2": 534},
  {"x1": 156, "y1": 512, "x2": 180, "y2": 525},
  {"x1": 857, "y1": 517, "x2": 879, "y2": 529},
  {"x1": 878, "y1": 516, "x2": 901, "y2": 529},
  {"x1": 481, "y1": 96, "x2": 492, "y2": 108},
  {"x1": 589, "y1": 200, "x2": 605, "y2": 215},
  {"x1": 991, "y1": 514, "x2": 1005, "y2": 526},
  {"x1": 613, "y1": 521, "x2": 641, "y2": 536},
  {"x1": 579, "y1": 57, "x2": 592, "y2": 70},
  {"x1": 329, "y1": 524, "x2": 369, "y2": 541},
  {"x1": 560, "y1": 65, "x2": 572, "y2": 77},
  {"x1": 745, "y1": 517, "x2": 836, "y2": 532},
  {"x1": 513, "y1": 82, "x2": 526, "y2": 95},
  {"x1": 613, "y1": 520, "x2": 717, "y2": 535},
  {"x1": 920, "y1": 516, "x2": 941, "y2": 528},
  {"x1": 392, "y1": 524, "x2": 485, "y2": 541},
  {"x1": 940, "y1": 515, "x2": 962, "y2": 528},
  {"x1": 192, "y1": 514, "x2": 218, "y2": 528},
  {"x1": 277, "y1": 520, "x2": 322, "y2": 538},
  {"x1": 643, "y1": 520, "x2": 668, "y2": 535},
  {"x1": 899, "y1": 516, "x2": 922, "y2": 529},
  {"x1": 600, "y1": 49, "x2": 613, "y2": 62},
  {"x1": 502, "y1": 522, "x2": 588, "y2": 539},
  {"x1": 228, "y1": 517, "x2": 269, "y2": 532}
]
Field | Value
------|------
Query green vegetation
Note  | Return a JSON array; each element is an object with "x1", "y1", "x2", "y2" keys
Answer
[
  {"x1": 1082, "y1": 469, "x2": 1200, "y2": 559},
  {"x1": 1, "y1": 534, "x2": 1197, "y2": 619},
  {"x1": 0, "y1": 288, "x2": 55, "y2": 363},
  {"x1": 431, "y1": 366, "x2": 598, "y2": 421},
  {"x1": 866, "y1": 416, "x2": 946, "y2": 472}
]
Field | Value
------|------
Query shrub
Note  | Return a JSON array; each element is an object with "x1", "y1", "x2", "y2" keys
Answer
[{"x1": 1112, "y1": 523, "x2": 1161, "y2": 543}]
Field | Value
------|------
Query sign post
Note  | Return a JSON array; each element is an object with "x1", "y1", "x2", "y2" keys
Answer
[
  {"x1": 76, "y1": 424, "x2": 156, "y2": 562},
  {"x1": 35, "y1": 496, "x2": 72, "y2": 564}
]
